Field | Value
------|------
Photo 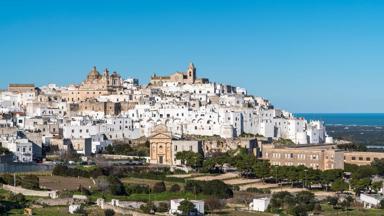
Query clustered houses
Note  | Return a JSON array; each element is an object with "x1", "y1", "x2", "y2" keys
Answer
[{"x1": 0, "y1": 63, "x2": 336, "y2": 166}]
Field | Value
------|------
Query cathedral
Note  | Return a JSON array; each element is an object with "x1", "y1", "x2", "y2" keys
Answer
[{"x1": 62, "y1": 66, "x2": 123, "y2": 103}]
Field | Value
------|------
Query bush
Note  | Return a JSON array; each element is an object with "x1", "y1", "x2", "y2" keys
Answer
[
  {"x1": 153, "y1": 181, "x2": 166, "y2": 193},
  {"x1": 140, "y1": 203, "x2": 156, "y2": 214},
  {"x1": 205, "y1": 197, "x2": 225, "y2": 212},
  {"x1": 157, "y1": 202, "x2": 169, "y2": 212},
  {"x1": 185, "y1": 180, "x2": 233, "y2": 199},
  {"x1": 78, "y1": 185, "x2": 91, "y2": 195},
  {"x1": 58, "y1": 190, "x2": 74, "y2": 198},
  {"x1": 108, "y1": 176, "x2": 126, "y2": 195},
  {"x1": 169, "y1": 184, "x2": 181, "y2": 192},
  {"x1": 96, "y1": 176, "x2": 126, "y2": 196},
  {"x1": 246, "y1": 187, "x2": 270, "y2": 194},
  {"x1": 178, "y1": 200, "x2": 197, "y2": 216},
  {"x1": 52, "y1": 164, "x2": 103, "y2": 178},
  {"x1": 20, "y1": 175, "x2": 39, "y2": 190},
  {"x1": 126, "y1": 184, "x2": 150, "y2": 194},
  {"x1": 1, "y1": 174, "x2": 21, "y2": 186},
  {"x1": 104, "y1": 209, "x2": 115, "y2": 216}
]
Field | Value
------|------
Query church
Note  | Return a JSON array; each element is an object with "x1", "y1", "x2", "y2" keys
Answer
[
  {"x1": 150, "y1": 63, "x2": 209, "y2": 86},
  {"x1": 62, "y1": 66, "x2": 123, "y2": 102}
]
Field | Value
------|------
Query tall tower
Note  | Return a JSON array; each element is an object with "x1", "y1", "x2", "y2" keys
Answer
[{"x1": 187, "y1": 62, "x2": 196, "y2": 83}]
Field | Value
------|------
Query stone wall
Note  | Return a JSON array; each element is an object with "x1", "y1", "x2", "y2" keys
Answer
[{"x1": 2, "y1": 184, "x2": 57, "y2": 198}]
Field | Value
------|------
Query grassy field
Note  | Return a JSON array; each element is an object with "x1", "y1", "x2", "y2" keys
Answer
[
  {"x1": 7, "y1": 206, "x2": 83, "y2": 216},
  {"x1": 321, "y1": 204, "x2": 384, "y2": 216},
  {"x1": 121, "y1": 177, "x2": 184, "y2": 188},
  {"x1": 39, "y1": 175, "x2": 94, "y2": 191},
  {"x1": 89, "y1": 191, "x2": 207, "y2": 202}
]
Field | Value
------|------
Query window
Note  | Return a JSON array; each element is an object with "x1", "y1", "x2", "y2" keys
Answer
[
  {"x1": 359, "y1": 157, "x2": 363, "y2": 161},
  {"x1": 366, "y1": 157, "x2": 371, "y2": 161},
  {"x1": 351, "y1": 157, "x2": 356, "y2": 160}
]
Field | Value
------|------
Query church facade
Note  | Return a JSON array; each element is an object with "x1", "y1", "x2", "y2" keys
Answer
[
  {"x1": 149, "y1": 125, "x2": 173, "y2": 165},
  {"x1": 62, "y1": 66, "x2": 123, "y2": 102}
]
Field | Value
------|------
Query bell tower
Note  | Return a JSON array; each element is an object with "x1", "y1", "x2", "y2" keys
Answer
[{"x1": 187, "y1": 62, "x2": 196, "y2": 83}]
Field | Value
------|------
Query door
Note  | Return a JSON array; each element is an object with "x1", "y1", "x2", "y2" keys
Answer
[{"x1": 159, "y1": 156, "x2": 164, "y2": 164}]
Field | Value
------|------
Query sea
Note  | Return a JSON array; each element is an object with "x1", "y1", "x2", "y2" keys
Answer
[{"x1": 294, "y1": 113, "x2": 384, "y2": 126}]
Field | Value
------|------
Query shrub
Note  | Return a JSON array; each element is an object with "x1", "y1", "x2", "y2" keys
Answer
[
  {"x1": 153, "y1": 181, "x2": 166, "y2": 193},
  {"x1": 126, "y1": 184, "x2": 150, "y2": 194},
  {"x1": 185, "y1": 180, "x2": 233, "y2": 199},
  {"x1": 96, "y1": 176, "x2": 126, "y2": 195},
  {"x1": 78, "y1": 185, "x2": 91, "y2": 195},
  {"x1": 156, "y1": 202, "x2": 169, "y2": 212},
  {"x1": 140, "y1": 203, "x2": 156, "y2": 214},
  {"x1": 205, "y1": 197, "x2": 225, "y2": 212},
  {"x1": 246, "y1": 187, "x2": 270, "y2": 194},
  {"x1": 178, "y1": 200, "x2": 197, "y2": 216},
  {"x1": 169, "y1": 184, "x2": 181, "y2": 192},
  {"x1": 20, "y1": 175, "x2": 39, "y2": 190},
  {"x1": 108, "y1": 176, "x2": 126, "y2": 195},
  {"x1": 104, "y1": 209, "x2": 115, "y2": 216}
]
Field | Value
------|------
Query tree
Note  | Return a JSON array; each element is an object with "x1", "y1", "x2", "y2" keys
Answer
[
  {"x1": 380, "y1": 199, "x2": 384, "y2": 209},
  {"x1": 372, "y1": 159, "x2": 384, "y2": 176},
  {"x1": 140, "y1": 202, "x2": 156, "y2": 214},
  {"x1": 351, "y1": 165, "x2": 376, "y2": 179},
  {"x1": 331, "y1": 179, "x2": 349, "y2": 192},
  {"x1": 157, "y1": 202, "x2": 169, "y2": 213},
  {"x1": 175, "y1": 151, "x2": 204, "y2": 168},
  {"x1": 205, "y1": 197, "x2": 225, "y2": 212},
  {"x1": 95, "y1": 176, "x2": 126, "y2": 195},
  {"x1": 252, "y1": 160, "x2": 270, "y2": 180},
  {"x1": 0, "y1": 146, "x2": 10, "y2": 155},
  {"x1": 96, "y1": 176, "x2": 110, "y2": 193},
  {"x1": 289, "y1": 205, "x2": 308, "y2": 216},
  {"x1": 202, "y1": 180, "x2": 233, "y2": 199},
  {"x1": 350, "y1": 178, "x2": 371, "y2": 195},
  {"x1": 104, "y1": 209, "x2": 115, "y2": 216},
  {"x1": 178, "y1": 200, "x2": 196, "y2": 216},
  {"x1": 327, "y1": 196, "x2": 338, "y2": 209},
  {"x1": 20, "y1": 175, "x2": 39, "y2": 190},
  {"x1": 269, "y1": 191, "x2": 295, "y2": 213},
  {"x1": 295, "y1": 191, "x2": 316, "y2": 212},
  {"x1": 169, "y1": 184, "x2": 181, "y2": 192},
  {"x1": 153, "y1": 181, "x2": 166, "y2": 193},
  {"x1": 371, "y1": 181, "x2": 383, "y2": 193},
  {"x1": 313, "y1": 202, "x2": 322, "y2": 214},
  {"x1": 107, "y1": 176, "x2": 126, "y2": 195},
  {"x1": 340, "y1": 195, "x2": 353, "y2": 210}
]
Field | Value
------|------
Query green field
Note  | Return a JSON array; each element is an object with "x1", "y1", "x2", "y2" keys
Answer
[
  {"x1": 89, "y1": 191, "x2": 207, "y2": 202},
  {"x1": 321, "y1": 204, "x2": 384, "y2": 216}
]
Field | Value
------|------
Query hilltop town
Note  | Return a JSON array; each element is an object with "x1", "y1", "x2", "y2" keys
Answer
[{"x1": 1, "y1": 64, "x2": 384, "y2": 215}]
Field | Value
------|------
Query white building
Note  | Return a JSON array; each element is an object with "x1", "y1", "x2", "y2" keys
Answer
[
  {"x1": 249, "y1": 197, "x2": 270, "y2": 212},
  {"x1": 360, "y1": 193, "x2": 384, "y2": 208},
  {"x1": 169, "y1": 199, "x2": 204, "y2": 216}
]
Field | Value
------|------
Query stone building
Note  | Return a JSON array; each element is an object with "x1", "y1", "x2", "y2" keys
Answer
[
  {"x1": 261, "y1": 144, "x2": 344, "y2": 170},
  {"x1": 150, "y1": 63, "x2": 209, "y2": 86},
  {"x1": 8, "y1": 84, "x2": 35, "y2": 93},
  {"x1": 62, "y1": 67, "x2": 123, "y2": 102},
  {"x1": 344, "y1": 151, "x2": 384, "y2": 166},
  {"x1": 149, "y1": 125, "x2": 172, "y2": 165}
]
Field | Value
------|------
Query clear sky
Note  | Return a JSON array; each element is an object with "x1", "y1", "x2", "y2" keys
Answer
[{"x1": 0, "y1": 0, "x2": 383, "y2": 113}]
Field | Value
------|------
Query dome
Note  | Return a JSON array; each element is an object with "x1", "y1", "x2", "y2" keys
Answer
[{"x1": 87, "y1": 66, "x2": 101, "y2": 81}]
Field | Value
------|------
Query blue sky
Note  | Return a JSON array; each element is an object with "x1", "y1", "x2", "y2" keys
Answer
[{"x1": 0, "y1": 0, "x2": 383, "y2": 113}]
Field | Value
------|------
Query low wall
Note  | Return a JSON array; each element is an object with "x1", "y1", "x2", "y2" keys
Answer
[{"x1": 2, "y1": 184, "x2": 57, "y2": 198}]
